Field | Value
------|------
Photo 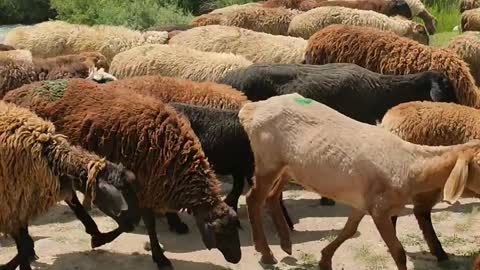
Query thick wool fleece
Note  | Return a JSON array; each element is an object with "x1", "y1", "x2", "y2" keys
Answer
[
  {"x1": 106, "y1": 75, "x2": 248, "y2": 110},
  {"x1": 0, "y1": 100, "x2": 103, "y2": 234},
  {"x1": 462, "y1": 8, "x2": 480, "y2": 31},
  {"x1": 109, "y1": 44, "x2": 252, "y2": 82},
  {"x1": 191, "y1": 6, "x2": 302, "y2": 35},
  {"x1": 288, "y1": 6, "x2": 428, "y2": 44},
  {"x1": 381, "y1": 101, "x2": 480, "y2": 146},
  {"x1": 169, "y1": 25, "x2": 307, "y2": 64},
  {"x1": 4, "y1": 21, "x2": 168, "y2": 63},
  {"x1": 448, "y1": 31, "x2": 480, "y2": 86},
  {"x1": 305, "y1": 24, "x2": 480, "y2": 108},
  {"x1": 3, "y1": 79, "x2": 223, "y2": 212},
  {"x1": 461, "y1": 0, "x2": 480, "y2": 13}
]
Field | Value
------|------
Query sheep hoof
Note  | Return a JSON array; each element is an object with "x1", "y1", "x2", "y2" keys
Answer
[
  {"x1": 319, "y1": 197, "x2": 336, "y2": 206},
  {"x1": 260, "y1": 254, "x2": 277, "y2": 265},
  {"x1": 318, "y1": 260, "x2": 333, "y2": 270},
  {"x1": 157, "y1": 262, "x2": 174, "y2": 270},
  {"x1": 91, "y1": 235, "x2": 107, "y2": 249},
  {"x1": 281, "y1": 240, "x2": 292, "y2": 255}
]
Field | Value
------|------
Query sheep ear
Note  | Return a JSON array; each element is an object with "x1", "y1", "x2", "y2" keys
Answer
[{"x1": 443, "y1": 155, "x2": 470, "y2": 204}]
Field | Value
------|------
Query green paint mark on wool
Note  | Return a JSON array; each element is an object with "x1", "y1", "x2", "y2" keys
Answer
[
  {"x1": 294, "y1": 96, "x2": 313, "y2": 105},
  {"x1": 33, "y1": 79, "x2": 68, "y2": 101}
]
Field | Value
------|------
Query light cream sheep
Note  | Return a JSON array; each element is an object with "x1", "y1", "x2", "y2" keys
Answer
[
  {"x1": 4, "y1": 21, "x2": 168, "y2": 64},
  {"x1": 169, "y1": 25, "x2": 307, "y2": 64},
  {"x1": 288, "y1": 6, "x2": 429, "y2": 44},
  {"x1": 109, "y1": 44, "x2": 252, "y2": 82},
  {"x1": 448, "y1": 31, "x2": 480, "y2": 86},
  {"x1": 462, "y1": 8, "x2": 480, "y2": 31},
  {"x1": 239, "y1": 93, "x2": 480, "y2": 270}
]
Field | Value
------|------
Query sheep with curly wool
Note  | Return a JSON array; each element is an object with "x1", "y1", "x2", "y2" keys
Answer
[
  {"x1": 169, "y1": 25, "x2": 307, "y2": 64},
  {"x1": 462, "y1": 8, "x2": 480, "y2": 31},
  {"x1": 4, "y1": 21, "x2": 168, "y2": 64},
  {"x1": 0, "y1": 100, "x2": 140, "y2": 270},
  {"x1": 288, "y1": 6, "x2": 428, "y2": 44},
  {"x1": 239, "y1": 93, "x2": 480, "y2": 270},
  {"x1": 305, "y1": 24, "x2": 480, "y2": 108},
  {"x1": 2, "y1": 78, "x2": 242, "y2": 270},
  {"x1": 0, "y1": 49, "x2": 108, "y2": 98},
  {"x1": 448, "y1": 31, "x2": 480, "y2": 86},
  {"x1": 461, "y1": 0, "x2": 480, "y2": 12},
  {"x1": 379, "y1": 101, "x2": 480, "y2": 262},
  {"x1": 109, "y1": 44, "x2": 253, "y2": 82},
  {"x1": 109, "y1": 75, "x2": 248, "y2": 110},
  {"x1": 191, "y1": 6, "x2": 302, "y2": 35},
  {"x1": 220, "y1": 63, "x2": 456, "y2": 124}
]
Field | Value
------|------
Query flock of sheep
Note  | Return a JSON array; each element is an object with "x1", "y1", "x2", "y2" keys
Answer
[{"x1": 2, "y1": 0, "x2": 480, "y2": 269}]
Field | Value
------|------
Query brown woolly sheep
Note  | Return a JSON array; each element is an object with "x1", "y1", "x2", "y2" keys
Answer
[
  {"x1": 461, "y1": 0, "x2": 480, "y2": 12},
  {"x1": 3, "y1": 79, "x2": 242, "y2": 270},
  {"x1": 304, "y1": 24, "x2": 480, "y2": 108},
  {"x1": 448, "y1": 31, "x2": 480, "y2": 86},
  {"x1": 0, "y1": 44, "x2": 15, "y2": 51},
  {"x1": 0, "y1": 50, "x2": 108, "y2": 98},
  {"x1": 0, "y1": 100, "x2": 140, "y2": 270},
  {"x1": 191, "y1": 6, "x2": 302, "y2": 35},
  {"x1": 462, "y1": 8, "x2": 480, "y2": 31},
  {"x1": 379, "y1": 101, "x2": 480, "y2": 262},
  {"x1": 108, "y1": 75, "x2": 248, "y2": 110}
]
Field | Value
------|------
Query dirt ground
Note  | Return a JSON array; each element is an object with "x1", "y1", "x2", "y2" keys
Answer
[{"x1": 1, "y1": 179, "x2": 480, "y2": 270}]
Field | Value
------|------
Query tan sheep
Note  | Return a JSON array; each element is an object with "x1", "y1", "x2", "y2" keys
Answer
[
  {"x1": 305, "y1": 24, "x2": 480, "y2": 108},
  {"x1": 448, "y1": 31, "x2": 480, "y2": 86},
  {"x1": 239, "y1": 93, "x2": 480, "y2": 269},
  {"x1": 4, "y1": 21, "x2": 168, "y2": 64},
  {"x1": 462, "y1": 8, "x2": 480, "y2": 31},
  {"x1": 109, "y1": 44, "x2": 252, "y2": 82},
  {"x1": 191, "y1": 6, "x2": 302, "y2": 35},
  {"x1": 169, "y1": 25, "x2": 307, "y2": 64},
  {"x1": 287, "y1": 6, "x2": 428, "y2": 44}
]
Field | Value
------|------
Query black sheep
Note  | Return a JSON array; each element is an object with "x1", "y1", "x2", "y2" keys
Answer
[
  {"x1": 219, "y1": 63, "x2": 456, "y2": 124},
  {"x1": 169, "y1": 102, "x2": 295, "y2": 229},
  {"x1": 219, "y1": 63, "x2": 456, "y2": 206}
]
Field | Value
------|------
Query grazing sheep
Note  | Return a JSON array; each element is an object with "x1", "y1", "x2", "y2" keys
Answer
[
  {"x1": 288, "y1": 6, "x2": 428, "y2": 44},
  {"x1": 108, "y1": 75, "x2": 248, "y2": 110},
  {"x1": 109, "y1": 44, "x2": 253, "y2": 82},
  {"x1": 0, "y1": 50, "x2": 108, "y2": 98},
  {"x1": 304, "y1": 24, "x2": 480, "y2": 108},
  {"x1": 191, "y1": 6, "x2": 302, "y2": 35},
  {"x1": 220, "y1": 63, "x2": 456, "y2": 124},
  {"x1": 462, "y1": 8, "x2": 480, "y2": 31},
  {"x1": 448, "y1": 31, "x2": 480, "y2": 86},
  {"x1": 4, "y1": 21, "x2": 168, "y2": 64},
  {"x1": 379, "y1": 101, "x2": 480, "y2": 261},
  {"x1": 404, "y1": 0, "x2": 437, "y2": 34},
  {"x1": 209, "y1": 3, "x2": 263, "y2": 14},
  {"x1": 0, "y1": 100, "x2": 140, "y2": 270},
  {"x1": 461, "y1": 0, "x2": 480, "y2": 12},
  {"x1": 169, "y1": 25, "x2": 307, "y2": 64},
  {"x1": 239, "y1": 93, "x2": 480, "y2": 270},
  {"x1": 0, "y1": 44, "x2": 15, "y2": 51},
  {"x1": 3, "y1": 78, "x2": 242, "y2": 270},
  {"x1": 146, "y1": 24, "x2": 193, "y2": 32}
]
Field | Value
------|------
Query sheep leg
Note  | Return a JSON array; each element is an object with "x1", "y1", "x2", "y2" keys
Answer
[
  {"x1": 165, "y1": 212, "x2": 189, "y2": 234},
  {"x1": 224, "y1": 172, "x2": 246, "y2": 212},
  {"x1": 266, "y1": 176, "x2": 292, "y2": 255},
  {"x1": 391, "y1": 216, "x2": 398, "y2": 232},
  {"x1": 246, "y1": 170, "x2": 282, "y2": 265},
  {"x1": 1, "y1": 227, "x2": 37, "y2": 270},
  {"x1": 372, "y1": 214, "x2": 407, "y2": 270},
  {"x1": 413, "y1": 206, "x2": 448, "y2": 261},
  {"x1": 142, "y1": 208, "x2": 173, "y2": 270},
  {"x1": 279, "y1": 192, "x2": 294, "y2": 230},
  {"x1": 319, "y1": 209, "x2": 364, "y2": 270}
]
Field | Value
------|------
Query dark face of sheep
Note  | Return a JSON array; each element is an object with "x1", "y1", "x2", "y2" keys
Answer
[
  {"x1": 93, "y1": 162, "x2": 141, "y2": 232},
  {"x1": 410, "y1": 24, "x2": 430, "y2": 45},
  {"x1": 388, "y1": 0, "x2": 412, "y2": 19},
  {"x1": 195, "y1": 206, "x2": 242, "y2": 263}
]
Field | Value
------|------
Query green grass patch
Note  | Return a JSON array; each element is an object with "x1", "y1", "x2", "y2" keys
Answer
[{"x1": 430, "y1": 31, "x2": 460, "y2": 47}]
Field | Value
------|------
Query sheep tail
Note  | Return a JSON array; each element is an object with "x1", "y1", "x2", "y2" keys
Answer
[{"x1": 84, "y1": 158, "x2": 106, "y2": 204}]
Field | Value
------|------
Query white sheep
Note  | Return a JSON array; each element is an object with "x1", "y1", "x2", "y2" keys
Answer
[
  {"x1": 287, "y1": 6, "x2": 429, "y2": 44},
  {"x1": 238, "y1": 93, "x2": 480, "y2": 270},
  {"x1": 109, "y1": 44, "x2": 253, "y2": 82},
  {"x1": 169, "y1": 25, "x2": 307, "y2": 64},
  {"x1": 4, "y1": 21, "x2": 168, "y2": 64}
]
